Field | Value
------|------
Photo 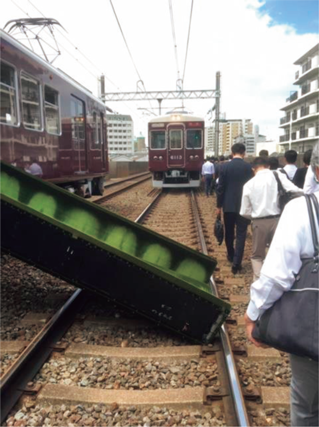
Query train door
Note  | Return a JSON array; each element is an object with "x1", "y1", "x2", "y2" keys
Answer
[
  {"x1": 71, "y1": 96, "x2": 87, "y2": 173},
  {"x1": 100, "y1": 113, "x2": 107, "y2": 170},
  {"x1": 167, "y1": 124, "x2": 185, "y2": 168}
]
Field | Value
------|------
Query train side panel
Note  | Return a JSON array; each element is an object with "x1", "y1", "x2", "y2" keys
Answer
[{"x1": 0, "y1": 30, "x2": 108, "y2": 193}]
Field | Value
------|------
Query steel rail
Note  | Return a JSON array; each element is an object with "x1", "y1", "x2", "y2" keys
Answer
[
  {"x1": 103, "y1": 172, "x2": 151, "y2": 190},
  {"x1": 134, "y1": 189, "x2": 162, "y2": 223},
  {"x1": 94, "y1": 175, "x2": 151, "y2": 204},
  {"x1": 0, "y1": 289, "x2": 88, "y2": 424},
  {"x1": 190, "y1": 191, "x2": 250, "y2": 427}
]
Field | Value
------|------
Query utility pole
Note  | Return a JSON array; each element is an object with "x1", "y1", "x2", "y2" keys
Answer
[{"x1": 214, "y1": 71, "x2": 221, "y2": 156}]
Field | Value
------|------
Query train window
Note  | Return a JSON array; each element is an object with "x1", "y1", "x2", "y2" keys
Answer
[
  {"x1": 169, "y1": 130, "x2": 182, "y2": 149},
  {"x1": 44, "y1": 86, "x2": 60, "y2": 135},
  {"x1": 187, "y1": 130, "x2": 202, "y2": 149},
  {"x1": 151, "y1": 131, "x2": 165, "y2": 149},
  {"x1": 21, "y1": 72, "x2": 42, "y2": 131},
  {"x1": 0, "y1": 62, "x2": 18, "y2": 126},
  {"x1": 71, "y1": 97, "x2": 85, "y2": 146}
]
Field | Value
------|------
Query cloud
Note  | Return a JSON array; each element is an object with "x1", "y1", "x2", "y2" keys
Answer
[{"x1": 2, "y1": 0, "x2": 318, "y2": 142}]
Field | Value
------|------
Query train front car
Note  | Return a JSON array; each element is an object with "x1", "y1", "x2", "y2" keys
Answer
[
  {"x1": 0, "y1": 29, "x2": 108, "y2": 196},
  {"x1": 149, "y1": 113, "x2": 204, "y2": 188}
]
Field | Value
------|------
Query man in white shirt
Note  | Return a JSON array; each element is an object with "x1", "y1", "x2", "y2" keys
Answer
[
  {"x1": 201, "y1": 158, "x2": 215, "y2": 197},
  {"x1": 304, "y1": 163, "x2": 319, "y2": 194},
  {"x1": 283, "y1": 149, "x2": 298, "y2": 180},
  {"x1": 244, "y1": 143, "x2": 319, "y2": 427},
  {"x1": 29, "y1": 158, "x2": 43, "y2": 178},
  {"x1": 240, "y1": 156, "x2": 302, "y2": 281}
]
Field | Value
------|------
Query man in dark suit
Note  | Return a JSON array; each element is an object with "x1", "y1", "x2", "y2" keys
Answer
[{"x1": 216, "y1": 143, "x2": 253, "y2": 274}]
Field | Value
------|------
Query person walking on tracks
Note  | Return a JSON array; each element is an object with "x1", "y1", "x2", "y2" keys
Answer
[
  {"x1": 216, "y1": 143, "x2": 253, "y2": 274},
  {"x1": 240, "y1": 156, "x2": 302, "y2": 281},
  {"x1": 244, "y1": 143, "x2": 319, "y2": 427},
  {"x1": 201, "y1": 158, "x2": 215, "y2": 197}
]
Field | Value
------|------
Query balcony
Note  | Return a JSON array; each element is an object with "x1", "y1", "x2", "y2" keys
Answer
[
  {"x1": 280, "y1": 134, "x2": 290, "y2": 142},
  {"x1": 280, "y1": 115, "x2": 290, "y2": 125},
  {"x1": 292, "y1": 111, "x2": 297, "y2": 120},
  {"x1": 301, "y1": 84, "x2": 311, "y2": 95},
  {"x1": 302, "y1": 60, "x2": 312, "y2": 74},
  {"x1": 295, "y1": 71, "x2": 299, "y2": 80},
  {"x1": 291, "y1": 132, "x2": 297, "y2": 140},
  {"x1": 286, "y1": 91, "x2": 298, "y2": 103},
  {"x1": 300, "y1": 129, "x2": 308, "y2": 138},
  {"x1": 300, "y1": 107, "x2": 310, "y2": 117}
]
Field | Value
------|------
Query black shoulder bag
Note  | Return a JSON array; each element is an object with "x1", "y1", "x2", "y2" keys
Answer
[
  {"x1": 273, "y1": 171, "x2": 301, "y2": 212},
  {"x1": 252, "y1": 194, "x2": 319, "y2": 361}
]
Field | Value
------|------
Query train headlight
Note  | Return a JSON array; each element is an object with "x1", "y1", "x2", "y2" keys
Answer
[
  {"x1": 153, "y1": 156, "x2": 158, "y2": 160},
  {"x1": 190, "y1": 155, "x2": 194, "y2": 159},
  {"x1": 195, "y1": 155, "x2": 199, "y2": 159},
  {"x1": 159, "y1": 156, "x2": 163, "y2": 160}
]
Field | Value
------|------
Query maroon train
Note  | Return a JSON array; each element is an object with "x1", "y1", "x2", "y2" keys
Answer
[
  {"x1": 148, "y1": 112, "x2": 205, "y2": 187},
  {"x1": 0, "y1": 29, "x2": 108, "y2": 195}
]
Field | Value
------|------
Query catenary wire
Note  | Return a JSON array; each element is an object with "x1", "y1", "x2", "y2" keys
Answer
[
  {"x1": 182, "y1": 0, "x2": 194, "y2": 86},
  {"x1": 168, "y1": 0, "x2": 181, "y2": 83}
]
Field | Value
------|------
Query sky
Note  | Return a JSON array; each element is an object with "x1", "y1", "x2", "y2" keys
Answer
[{"x1": 1, "y1": 0, "x2": 319, "y2": 144}]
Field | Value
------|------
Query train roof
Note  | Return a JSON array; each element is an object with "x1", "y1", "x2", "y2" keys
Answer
[
  {"x1": 0, "y1": 29, "x2": 105, "y2": 108},
  {"x1": 149, "y1": 113, "x2": 204, "y2": 123}
]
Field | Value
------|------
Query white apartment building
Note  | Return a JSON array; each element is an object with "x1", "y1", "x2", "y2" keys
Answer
[
  {"x1": 279, "y1": 43, "x2": 319, "y2": 152},
  {"x1": 234, "y1": 134, "x2": 256, "y2": 155},
  {"x1": 204, "y1": 125, "x2": 215, "y2": 156},
  {"x1": 106, "y1": 114, "x2": 134, "y2": 155}
]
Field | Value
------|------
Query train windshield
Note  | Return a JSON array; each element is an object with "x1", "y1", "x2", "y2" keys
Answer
[
  {"x1": 151, "y1": 131, "x2": 165, "y2": 149},
  {"x1": 187, "y1": 130, "x2": 202, "y2": 149},
  {"x1": 169, "y1": 130, "x2": 182, "y2": 149}
]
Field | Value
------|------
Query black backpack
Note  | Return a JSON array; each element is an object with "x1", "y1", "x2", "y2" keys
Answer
[{"x1": 273, "y1": 171, "x2": 301, "y2": 212}]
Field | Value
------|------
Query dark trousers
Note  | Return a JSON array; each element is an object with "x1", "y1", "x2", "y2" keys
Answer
[
  {"x1": 204, "y1": 174, "x2": 213, "y2": 196},
  {"x1": 223, "y1": 212, "x2": 249, "y2": 266}
]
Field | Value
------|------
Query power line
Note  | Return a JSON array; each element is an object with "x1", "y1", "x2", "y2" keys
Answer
[
  {"x1": 109, "y1": 0, "x2": 144, "y2": 84},
  {"x1": 182, "y1": 0, "x2": 194, "y2": 85},
  {"x1": 168, "y1": 0, "x2": 181, "y2": 82}
]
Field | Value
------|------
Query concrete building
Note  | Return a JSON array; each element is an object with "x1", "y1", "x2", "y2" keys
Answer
[
  {"x1": 134, "y1": 134, "x2": 147, "y2": 152},
  {"x1": 106, "y1": 114, "x2": 134, "y2": 155},
  {"x1": 279, "y1": 43, "x2": 319, "y2": 152},
  {"x1": 219, "y1": 119, "x2": 253, "y2": 154},
  {"x1": 256, "y1": 140, "x2": 283, "y2": 156},
  {"x1": 204, "y1": 125, "x2": 215, "y2": 157}
]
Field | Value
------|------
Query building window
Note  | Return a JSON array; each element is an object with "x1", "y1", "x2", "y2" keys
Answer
[
  {"x1": 44, "y1": 86, "x2": 60, "y2": 135},
  {"x1": 21, "y1": 72, "x2": 42, "y2": 131},
  {"x1": 0, "y1": 61, "x2": 18, "y2": 126}
]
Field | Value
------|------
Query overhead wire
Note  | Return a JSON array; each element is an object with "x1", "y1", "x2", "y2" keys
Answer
[
  {"x1": 8, "y1": 0, "x2": 152, "y2": 125},
  {"x1": 182, "y1": 0, "x2": 194, "y2": 86},
  {"x1": 168, "y1": 0, "x2": 181, "y2": 83},
  {"x1": 108, "y1": 0, "x2": 155, "y2": 114}
]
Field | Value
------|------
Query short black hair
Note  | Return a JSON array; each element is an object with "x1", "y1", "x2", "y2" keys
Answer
[
  {"x1": 259, "y1": 149, "x2": 269, "y2": 157},
  {"x1": 231, "y1": 143, "x2": 246, "y2": 155},
  {"x1": 303, "y1": 149, "x2": 312, "y2": 166},
  {"x1": 268, "y1": 157, "x2": 279, "y2": 170},
  {"x1": 284, "y1": 150, "x2": 297, "y2": 164},
  {"x1": 251, "y1": 156, "x2": 269, "y2": 168},
  {"x1": 219, "y1": 155, "x2": 225, "y2": 161}
]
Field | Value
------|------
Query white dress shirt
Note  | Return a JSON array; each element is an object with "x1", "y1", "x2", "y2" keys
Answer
[
  {"x1": 283, "y1": 164, "x2": 297, "y2": 180},
  {"x1": 304, "y1": 165, "x2": 319, "y2": 194},
  {"x1": 29, "y1": 163, "x2": 43, "y2": 176},
  {"x1": 247, "y1": 192, "x2": 319, "y2": 321},
  {"x1": 240, "y1": 168, "x2": 302, "y2": 219},
  {"x1": 201, "y1": 161, "x2": 215, "y2": 175}
]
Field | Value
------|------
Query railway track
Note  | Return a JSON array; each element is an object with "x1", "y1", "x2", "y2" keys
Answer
[
  {"x1": 1, "y1": 185, "x2": 291, "y2": 426},
  {"x1": 93, "y1": 172, "x2": 151, "y2": 204}
]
